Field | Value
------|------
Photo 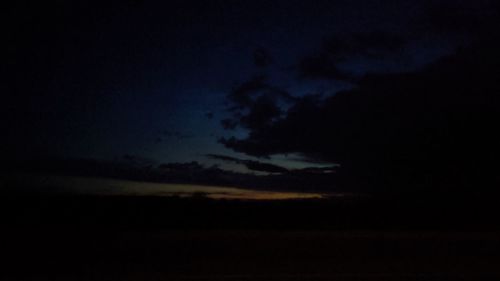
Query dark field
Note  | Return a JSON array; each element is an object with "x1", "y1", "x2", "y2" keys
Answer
[
  {"x1": 1, "y1": 196, "x2": 500, "y2": 280},
  {"x1": 3, "y1": 230, "x2": 500, "y2": 280}
]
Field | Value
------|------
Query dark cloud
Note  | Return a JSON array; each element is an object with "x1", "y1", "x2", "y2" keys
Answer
[
  {"x1": 297, "y1": 30, "x2": 410, "y2": 82},
  {"x1": 122, "y1": 154, "x2": 155, "y2": 167},
  {"x1": 220, "y1": 39, "x2": 500, "y2": 196},
  {"x1": 298, "y1": 54, "x2": 353, "y2": 81},
  {"x1": 296, "y1": 0, "x2": 500, "y2": 82},
  {"x1": 206, "y1": 154, "x2": 289, "y2": 174},
  {"x1": 323, "y1": 31, "x2": 406, "y2": 61},
  {"x1": 4, "y1": 157, "x2": 158, "y2": 182},
  {"x1": 224, "y1": 95, "x2": 282, "y2": 132},
  {"x1": 227, "y1": 75, "x2": 294, "y2": 110},
  {"x1": 239, "y1": 95, "x2": 282, "y2": 130},
  {"x1": 221, "y1": 119, "x2": 239, "y2": 130},
  {"x1": 158, "y1": 161, "x2": 205, "y2": 171},
  {"x1": 297, "y1": 31, "x2": 407, "y2": 81},
  {"x1": 222, "y1": 75, "x2": 297, "y2": 132},
  {"x1": 220, "y1": 94, "x2": 325, "y2": 158},
  {"x1": 4, "y1": 156, "x2": 339, "y2": 193},
  {"x1": 294, "y1": 166, "x2": 338, "y2": 175}
]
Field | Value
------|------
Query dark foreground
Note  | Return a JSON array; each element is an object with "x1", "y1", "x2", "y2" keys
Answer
[
  {"x1": 1, "y1": 196, "x2": 500, "y2": 280},
  {"x1": 2, "y1": 230, "x2": 500, "y2": 280}
]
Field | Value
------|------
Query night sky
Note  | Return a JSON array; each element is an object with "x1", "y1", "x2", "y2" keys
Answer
[{"x1": 4, "y1": 0, "x2": 500, "y2": 196}]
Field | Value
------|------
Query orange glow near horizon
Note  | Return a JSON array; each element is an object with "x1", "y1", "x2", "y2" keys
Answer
[{"x1": 8, "y1": 173, "x2": 328, "y2": 200}]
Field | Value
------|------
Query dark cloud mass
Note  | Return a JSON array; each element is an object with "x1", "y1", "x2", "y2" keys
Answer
[
  {"x1": 226, "y1": 75, "x2": 294, "y2": 110},
  {"x1": 221, "y1": 35, "x2": 500, "y2": 195},
  {"x1": 323, "y1": 32, "x2": 406, "y2": 60},
  {"x1": 298, "y1": 54, "x2": 353, "y2": 81},
  {"x1": 221, "y1": 75, "x2": 296, "y2": 132},
  {"x1": 298, "y1": 31, "x2": 407, "y2": 81}
]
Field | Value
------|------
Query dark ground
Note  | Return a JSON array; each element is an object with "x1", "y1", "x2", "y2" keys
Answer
[{"x1": 1, "y1": 196, "x2": 500, "y2": 280}]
